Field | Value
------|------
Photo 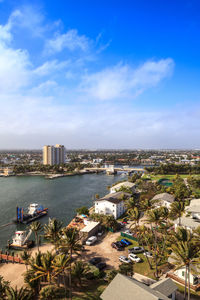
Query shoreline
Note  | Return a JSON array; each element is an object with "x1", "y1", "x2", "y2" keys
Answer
[{"x1": 0, "y1": 169, "x2": 104, "y2": 179}]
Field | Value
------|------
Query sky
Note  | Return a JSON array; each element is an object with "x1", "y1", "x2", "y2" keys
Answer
[{"x1": 0, "y1": 0, "x2": 200, "y2": 149}]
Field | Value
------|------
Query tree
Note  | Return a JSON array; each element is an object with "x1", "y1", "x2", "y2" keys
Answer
[
  {"x1": 146, "y1": 208, "x2": 162, "y2": 278},
  {"x1": 118, "y1": 262, "x2": 134, "y2": 277},
  {"x1": 0, "y1": 275, "x2": 10, "y2": 300},
  {"x1": 30, "y1": 221, "x2": 43, "y2": 252},
  {"x1": 30, "y1": 251, "x2": 56, "y2": 284},
  {"x1": 76, "y1": 206, "x2": 89, "y2": 215},
  {"x1": 20, "y1": 250, "x2": 31, "y2": 271},
  {"x1": 169, "y1": 228, "x2": 200, "y2": 300},
  {"x1": 58, "y1": 228, "x2": 83, "y2": 300},
  {"x1": 169, "y1": 201, "x2": 185, "y2": 226},
  {"x1": 52, "y1": 254, "x2": 71, "y2": 298},
  {"x1": 72, "y1": 261, "x2": 89, "y2": 286},
  {"x1": 6, "y1": 286, "x2": 33, "y2": 300},
  {"x1": 44, "y1": 218, "x2": 63, "y2": 247},
  {"x1": 39, "y1": 285, "x2": 62, "y2": 300},
  {"x1": 127, "y1": 207, "x2": 141, "y2": 232}
]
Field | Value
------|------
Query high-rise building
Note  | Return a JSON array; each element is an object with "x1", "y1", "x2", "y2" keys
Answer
[{"x1": 43, "y1": 145, "x2": 65, "y2": 165}]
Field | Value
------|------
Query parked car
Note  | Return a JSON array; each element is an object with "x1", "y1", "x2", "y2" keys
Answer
[
  {"x1": 120, "y1": 239, "x2": 132, "y2": 246},
  {"x1": 89, "y1": 257, "x2": 102, "y2": 265},
  {"x1": 128, "y1": 253, "x2": 142, "y2": 263},
  {"x1": 111, "y1": 241, "x2": 124, "y2": 251},
  {"x1": 96, "y1": 262, "x2": 107, "y2": 270},
  {"x1": 124, "y1": 230, "x2": 132, "y2": 235},
  {"x1": 97, "y1": 230, "x2": 104, "y2": 236},
  {"x1": 143, "y1": 251, "x2": 153, "y2": 258},
  {"x1": 86, "y1": 236, "x2": 97, "y2": 246},
  {"x1": 128, "y1": 246, "x2": 144, "y2": 254},
  {"x1": 119, "y1": 255, "x2": 131, "y2": 264}
]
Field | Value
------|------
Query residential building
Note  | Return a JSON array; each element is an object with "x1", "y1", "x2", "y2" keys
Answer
[
  {"x1": 101, "y1": 273, "x2": 177, "y2": 300},
  {"x1": 95, "y1": 191, "x2": 131, "y2": 219},
  {"x1": 173, "y1": 199, "x2": 200, "y2": 231},
  {"x1": 152, "y1": 193, "x2": 175, "y2": 209},
  {"x1": 185, "y1": 198, "x2": 200, "y2": 220},
  {"x1": 43, "y1": 144, "x2": 65, "y2": 165},
  {"x1": 110, "y1": 181, "x2": 136, "y2": 194},
  {"x1": 168, "y1": 257, "x2": 200, "y2": 289}
]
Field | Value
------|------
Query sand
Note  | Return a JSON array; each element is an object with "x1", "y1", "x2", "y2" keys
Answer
[{"x1": 0, "y1": 243, "x2": 54, "y2": 288}]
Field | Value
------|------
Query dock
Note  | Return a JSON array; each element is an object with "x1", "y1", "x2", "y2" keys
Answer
[{"x1": 0, "y1": 252, "x2": 24, "y2": 264}]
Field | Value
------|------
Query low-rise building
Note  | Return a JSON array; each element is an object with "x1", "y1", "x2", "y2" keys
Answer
[
  {"x1": 186, "y1": 199, "x2": 200, "y2": 220},
  {"x1": 152, "y1": 193, "x2": 175, "y2": 209},
  {"x1": 110, "y1": 181, "x2": 136, "y2": 194},
  {"x1": 80, "y1": 221, "x2": 100, "y2": 241},
  {"x1": 95, "y1": 191, "x2": 131, "y2": 219},
  {"x1": 101, "y1": 273, "x2": 177, "y2": 300}
]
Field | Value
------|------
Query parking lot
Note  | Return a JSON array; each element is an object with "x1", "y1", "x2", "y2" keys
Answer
[{"x1": 82, "y1": 231, "x2": 133, "y2": 269}]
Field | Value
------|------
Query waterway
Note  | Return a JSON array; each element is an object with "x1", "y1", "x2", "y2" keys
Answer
[{"x1": 0, "y1": 173, "x2": 126, "y2": 249}]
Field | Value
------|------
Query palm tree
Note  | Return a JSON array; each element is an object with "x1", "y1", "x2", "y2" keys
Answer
[
  {"x1": 52, "y1": 253, "x2": 71, "y2": 298},
  {"x1": 146, "y1": 208, "x2": 162, "y2": 278},
  {"x1": 30, "y1": 251, "x2": 56, "y2": 285},
  {"x1": 169, "y1": 201, "x2": 185, "y2": 226},
  {"x1": 169, "y1": 228, "x2": 200, "y2": 300},
  {"x1": 127, "y1": 207, "x2": 141, "y2": 232},
  {"x1": 72, "y1": 260, "x2": 89, "y2": 286},
  {"x1": 44, "y1": 218, "x2": 63, "y2": 247},
  {"x1": 125, "y1": 196, "x2": 137, "y2": 212},
  {"x1": 20, "y1": 250, "x2": 31, "y2": 271},
  {"x1": 6, "y1": 286, "x2": 33, "y2": 300},
  {"x1": 0, "y1": 275, "x2": 10, "y2": 299},
  {"x1": 138, "y1": 225, "x2": 152, "y2": 270},
  {"x1": 58, "y1": 228, "x2": 83, "y2": 300},
  {"x1": 30, "y1": 221, "x2": 43, "y2": 251}
]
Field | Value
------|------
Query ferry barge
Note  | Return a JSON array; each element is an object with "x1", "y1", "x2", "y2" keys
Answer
[
  {"x1": 15, "y1": 203, "x2": 48, "y2": 224},
  {"x1": 7, "y1": 230, "x2": 34, "y2": 250}
]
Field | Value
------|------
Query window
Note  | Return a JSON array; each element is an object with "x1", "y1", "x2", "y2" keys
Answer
[{"x1": 182, "y1": 271, "x2": 185, "y2": 277}]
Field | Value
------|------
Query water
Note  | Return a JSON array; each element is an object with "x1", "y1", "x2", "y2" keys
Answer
[{"x1": 0, "y1": 173, "x2": 125, "y2": 249}]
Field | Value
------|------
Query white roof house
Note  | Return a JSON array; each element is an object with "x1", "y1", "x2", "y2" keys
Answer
[
  {"x1": 101, "y1": 273, "x2": 177, "y2": 300},
  {"x1": 186, "y1": 199, "x2": 200, "y2": 220},
  {"x1": 173, "y1": 199, "x2": 200, "y2": 231},
  {"x1": 152, "y1": 193, "x2": 175, "y2": 209},
  {"x1": 95, "y1": 192, "x2": 131, "y2": 219},
  {"x1": 110, "y1": 181, "x2": 136, "y2": 194}
]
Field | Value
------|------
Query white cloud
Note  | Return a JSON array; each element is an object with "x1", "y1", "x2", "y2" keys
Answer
[
  {"x1": 0, "y1": 43, "x2": 31, "y2": 92},
  {"x1": 45, "y1": 29, "x2": 90, "y2": 54},
  {"x1": 33, "y1": 60, "x2": 70, "y2": 76},
  {"x1": 81, "y1": 59, "x2": 174, "y2": 100},
  {"x1": 7, "y1": 6, "x2": 46, "y2": 37}
]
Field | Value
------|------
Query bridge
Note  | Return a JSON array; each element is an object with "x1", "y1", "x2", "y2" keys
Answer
[{"x1": 85, "y1": 166, "x2": 146, "y2": 175}]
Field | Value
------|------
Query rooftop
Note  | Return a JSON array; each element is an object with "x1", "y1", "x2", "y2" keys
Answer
[
  {"x1": 152, "y1": 193, "x2": 175, "y2": 203},
  {"x1": 100, "y1": 273, "x2": 172, "y2": 300},
  {"x1": 96, "y1": 191, "x2": 131, "y2": 204}
]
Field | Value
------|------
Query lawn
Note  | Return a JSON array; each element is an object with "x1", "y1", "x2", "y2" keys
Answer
[
  {"x1": 143, "y1": 174, "x2": 191, "y2": 181},
  {"x1": 116, "y1": 236, "x2": 163, "y2": 280},
  {"x1": 176, "y1": 283, "x2": 200, "y2": 298},
  {"x1": 72, "y1": 278, "x2": 106, "y2": 300}
]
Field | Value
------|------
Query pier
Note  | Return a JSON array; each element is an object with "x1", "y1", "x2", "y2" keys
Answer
[{"x1": 0, "y1": 252, "x2": 24, "y2": 264}]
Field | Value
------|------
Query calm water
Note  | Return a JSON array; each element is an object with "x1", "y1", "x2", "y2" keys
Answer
[{"x1": 0, "y1": 173, "x2": 125, "y2": 249}]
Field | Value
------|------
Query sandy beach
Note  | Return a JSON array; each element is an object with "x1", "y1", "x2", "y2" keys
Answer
[{"x1": 0, "y1": 243, "x2": 54, "y2": 288}]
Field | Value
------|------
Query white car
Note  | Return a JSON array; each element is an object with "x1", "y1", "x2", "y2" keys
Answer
[
  {"x1": 119, "y1": 255, "x2": 131, "y2": 264},
  {"x1": 86, "y1": 236, "x2": 97, "y2": 246},
  {"x1": 143, "y1": 251, "x2": 153, "y2": 258},
  {"x1": 124, "y1": 230, "x2": 132, "y2": 235},
  {"x1": 128, "y1": 253, "x2": 142, "y2": 263}
]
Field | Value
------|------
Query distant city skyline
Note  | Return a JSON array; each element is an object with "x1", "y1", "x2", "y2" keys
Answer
[{"x1": 0, "y1": 1, "x2": 200, "y2": 149}]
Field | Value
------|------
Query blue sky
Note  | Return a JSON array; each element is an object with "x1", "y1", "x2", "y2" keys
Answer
[{"x1": 0, "y1": 0, "x2": 200, "y2": 149}]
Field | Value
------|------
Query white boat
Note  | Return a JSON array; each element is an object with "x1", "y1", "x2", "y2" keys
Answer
[{"x1": 8, "y1": 229, "x2": 34, "y2": 250}]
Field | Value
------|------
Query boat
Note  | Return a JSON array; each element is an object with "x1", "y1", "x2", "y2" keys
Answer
[
  {"x1": 15, "y1": 203, "x2": 48, "y2": 224},
  {"x1": 7, "y1": 229, "x2": 34, "y2": 250}
]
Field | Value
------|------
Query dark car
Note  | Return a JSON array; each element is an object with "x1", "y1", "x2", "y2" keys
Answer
[
  {"x1": 96, "y1": 262, "x2": 107, "y2": 270},
  {"x1": 111, "y1": 241, "x2": 124, "y2": 251},
  {"x1": 89, "y1": 257, "x2": 102, "y2": 265},
  {"x1": 120, "y1": 239, "x2": 132, "y2": 246}
]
